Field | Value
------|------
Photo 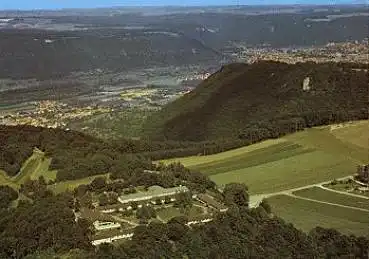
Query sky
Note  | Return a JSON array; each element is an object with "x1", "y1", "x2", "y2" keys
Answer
[{"x1": 0, "y1": 0, "x2": 366, "y2": 10}]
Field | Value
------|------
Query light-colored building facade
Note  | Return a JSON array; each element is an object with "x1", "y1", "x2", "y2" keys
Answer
[{"x1": 118, "y1": 185, "x2": 189, "y2": 205}]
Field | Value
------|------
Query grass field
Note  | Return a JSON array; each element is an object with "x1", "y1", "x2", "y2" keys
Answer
[
  {"x1": 330, "y1": 121, "x2": 369, "y2": 149},
  {"x1": 0, "y1": 149, "x2": 57, "y2": 189},
  {"x1": 267, "y1": 195, "x2": 369, "y2": 238},
  {"x1": 156, "y1": 206, "x2": 204, "y2": 222},
  {"x1": 293, "y1": 187, "x2": 369, "y2": 210},
  {"x1": 157, "y1": 207, "x2": 183, "y2": 221},
  {"x1": 162, "y1": 121, "x2": 368, "y2": 194},
  {"x1": 323, "y1": 182, "x2": 369, "y2": 198}
]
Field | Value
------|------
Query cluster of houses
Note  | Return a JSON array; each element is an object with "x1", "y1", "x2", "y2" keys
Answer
[
  {"x1": 100, "y1": 185, "x2": 191, "y2": 213},
  {"x1": 89, "y1": 184, "x2": 228, "y2": 246}
]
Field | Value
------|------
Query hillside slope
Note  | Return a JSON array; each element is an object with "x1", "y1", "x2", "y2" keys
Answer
[{"x1": 144, "y1": 61, "x2": 368, "y2": 141}]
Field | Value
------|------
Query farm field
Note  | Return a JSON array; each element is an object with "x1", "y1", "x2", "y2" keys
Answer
[
  {"x1": 163, "y1": 121, "x2": 368, "y2": 195},
  {"x1": 323, "y1": 181, "x2": 369, "y2": 197},
  {"x1": 293, "y1": 187, "x2": 369, "y2": 210},
  {"x1": 267, "y1": 195, "x2": 369, "y2": 238},
  {"x1": 329, "y1": 120, "x2": 369, "y2": 149}
]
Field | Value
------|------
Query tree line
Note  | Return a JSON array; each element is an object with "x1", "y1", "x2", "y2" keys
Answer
[
  {"x1": 0, "y1": 125, "x2": 249, "y2": 181},
  {"x1": 3, "y1": 182, "x2": 366, "y2": 259},
  {"x1": 144, "y1": 61, "x2": 368, "y2": 142}
]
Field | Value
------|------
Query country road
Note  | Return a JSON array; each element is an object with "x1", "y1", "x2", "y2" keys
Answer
[
  {"x1": 248, "y1": 175, "x2": 367, "y2": 208},
  {"x1": 287, "y1": 194, "x2": 369, "y2": 212}
]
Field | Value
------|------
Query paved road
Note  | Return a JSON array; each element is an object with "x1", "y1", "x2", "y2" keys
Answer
[{"x1": 249, "y1": 175, "x2": 356, "y2": 208}]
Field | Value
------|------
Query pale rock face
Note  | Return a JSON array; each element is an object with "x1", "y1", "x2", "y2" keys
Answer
[{"x1": 303, "y1": 77, "x2": 311, "y2": 91}]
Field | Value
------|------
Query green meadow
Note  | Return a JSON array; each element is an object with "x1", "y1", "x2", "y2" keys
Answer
[
  {"x1": 293, "y1": 187, "x2": 369, "y2": 210},
  {"x1": 163, "y1": 121, "x2": 368, "y2": 194},
  {"x1": 267, "y1": 195, "x2": 369, "y2": 238}
]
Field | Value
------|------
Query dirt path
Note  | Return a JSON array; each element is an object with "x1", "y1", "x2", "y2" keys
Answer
[
  {"x1": 286, "y1": 193, "x2": 369, "y2": 212},
  {"x1": 249, "y1": 175, "x2": 354, "y2": 208},
  {"x1": 318, "y1": 185, "x2": 369, "y2": 200}
]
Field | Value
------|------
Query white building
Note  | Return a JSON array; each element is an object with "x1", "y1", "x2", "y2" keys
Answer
[
  {"x1": 118, "y1": 185, "x2": 189, "y2": 205},
  {"x1": 93, "y1": 221, "x2": 121, "y2": 231},
  {"x1": 92, "y1": 233, "x2": 134, "y2": 246}
]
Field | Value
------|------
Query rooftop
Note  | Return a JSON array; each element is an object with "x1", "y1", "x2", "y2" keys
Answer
[
  {"x1": 197, "y1": 193, "x2": 228, "y2": 211},
  {"x1": 118, "y1": 185, "x2": 189, "y2": 204}
]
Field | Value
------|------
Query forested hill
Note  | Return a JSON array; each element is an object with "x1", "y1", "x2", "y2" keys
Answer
[
  {"x1": 144, "y1": 61, "x2": 369, "y2": 142},
  {"x1": 0, "y1": 125, "x2": 246, "y2": 181}
]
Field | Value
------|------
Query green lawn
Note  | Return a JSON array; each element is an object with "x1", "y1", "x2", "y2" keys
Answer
[
  {"x1": 161, "y1": 125, "x2": 366, "y2": 195},
  {"x1": 157, "y1": 207, "x2": 183, "y2": 221},
  {"x1": 156, "y1": 206, "x2": 204, "y2": 222},
  {"x1": 293, "y1": 187, "x2": 369, "y2": 210},
  {"x1": 267, "y1": 195, "x2": 369, "y2": 238}
]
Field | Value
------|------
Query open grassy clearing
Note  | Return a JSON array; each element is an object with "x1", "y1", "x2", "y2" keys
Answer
[
  {"x1": 163, "y1": 138, "x2": 287, "y2": 167},
  {"x1": 0, "y1": 149, "x2": 56, "y2": 189},
  {"x1": 156, "y1": 206, "x2": 204, "y2": 222},
  {"x1": 189, "y1": 142, "x2": 313, "y2": 176},
  {"x1": 157, "y1": 207, "x2": 182, "y2": 221},
  {"x1": 293, "y1": 187, "x2": 369, "y2": 210},
  {"x1": 329, "y1": 120, "x2": 369, "y2": 149},
  {"x1": 162, "y1": 124, "x2": 367, "y2": 194},
  {"x1": 211, "y1": 151, "x2": 355, "y2": 194},
  {"x1": 285, "y1": 128, "x2": 368, "y2": 164},
  {"x1": 13, "y1": 149, "x2": 57, "y2": 184},
  {"x1": 267, "y1": 195, "x2": 369, "y2": 238},
  {"x1": 48, "y1": 174, "x2": 109, "y2": 194},
  {"x1": 0, "y1": 169, "x2": 19, "y2": 189}
]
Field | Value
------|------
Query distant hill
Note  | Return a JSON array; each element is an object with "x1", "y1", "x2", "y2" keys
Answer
[
  {"x1": 144, "y1": 61, "x2": 368, "y2": 141},
  {"x1": 1, "y1": 6, "x2": 368, "y2": 79},
  {"x1": 0, "y1": 29, "x2": 221, "y2": 80}
]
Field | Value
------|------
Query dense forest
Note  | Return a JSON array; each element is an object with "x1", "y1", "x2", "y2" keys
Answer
[
  {"x1": 144, "y1": 61, "x2": 369, "y2": 141},
  {"x1": 0, "y1": 125, "x2": 250, "y2": 181},
  {"x1": 0, "y1": 183, "x2": 367, "y2": 258}
]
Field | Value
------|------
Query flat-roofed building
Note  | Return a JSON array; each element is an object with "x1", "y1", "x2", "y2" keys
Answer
[
  {"x1": 197, "y1": 193, "x2": 228, "y2": 213},
  {"x1": 93, "y1": 221, "x2": 121, "y2": 231},
  {"x1": 118, "y1": 185, "x2": 189, "y2": 205}
]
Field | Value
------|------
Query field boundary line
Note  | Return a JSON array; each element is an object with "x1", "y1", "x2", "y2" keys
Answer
[
  {"x1": 249, "y1": 175, "x2": 354, "y2": 208},
  {"x1": 287, "y1": 194, "x2": 369, "y2": 212},
  {"x1": 318, "y1": 185, "x2": 369, "y2": 200}
]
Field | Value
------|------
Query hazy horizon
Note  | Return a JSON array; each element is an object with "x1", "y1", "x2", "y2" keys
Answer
[{"x1": 0, "y1": 0, "x2": 366, "y2": 11}]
